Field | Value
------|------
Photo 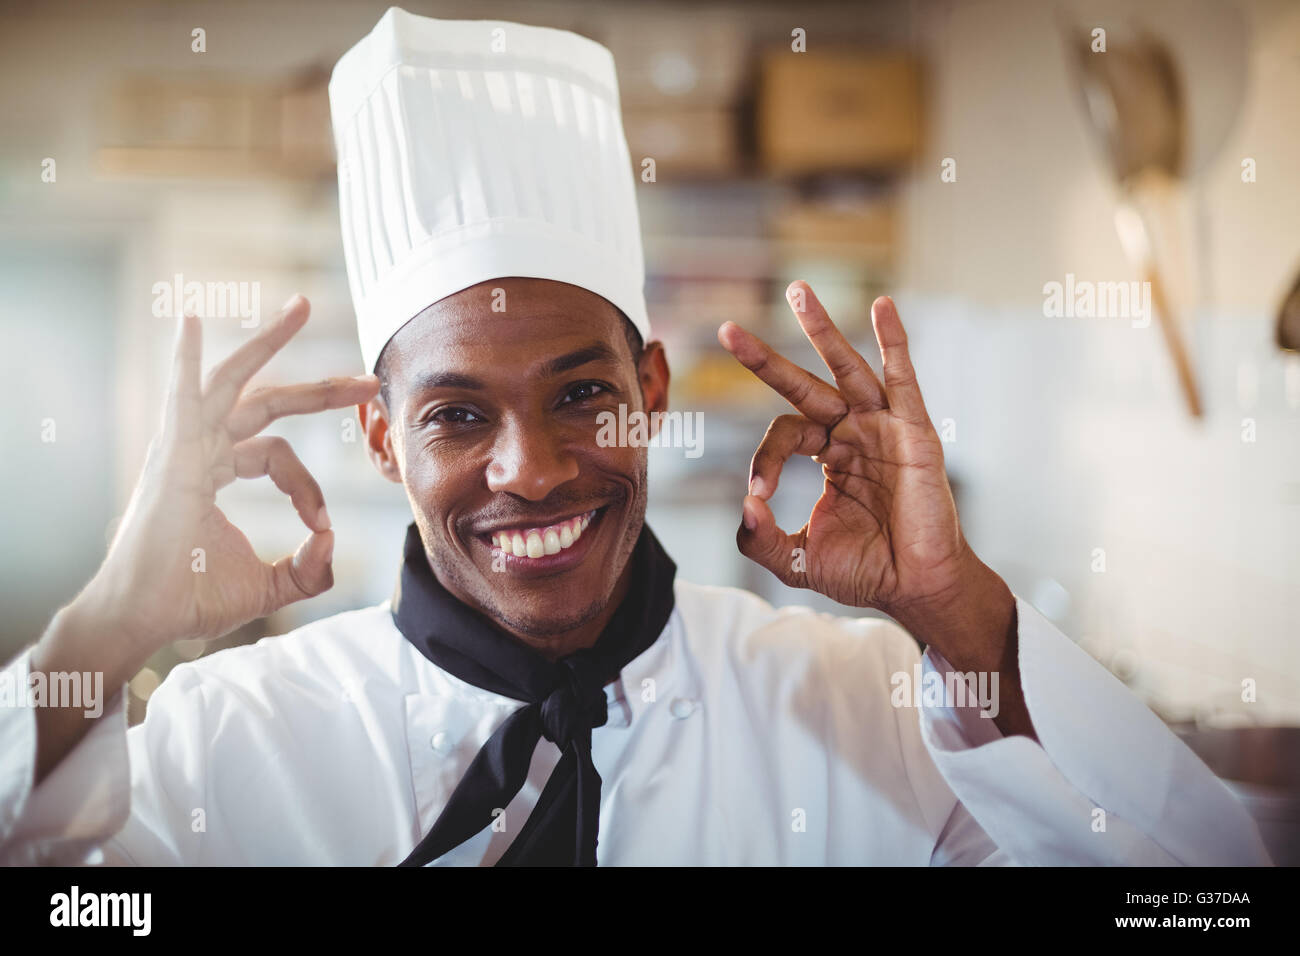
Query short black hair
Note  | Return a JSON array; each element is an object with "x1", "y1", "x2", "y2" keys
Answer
[
  {"x1": 375, "y1": 307, "x2": 643, "y2": 410},
  {"x1": 618, "y1": 308, "x2": 644, "y2": 366}
]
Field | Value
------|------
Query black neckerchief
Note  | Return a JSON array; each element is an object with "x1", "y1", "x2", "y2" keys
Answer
[{"x1": 391, "y1": 520, "x2": 677, "y2": 866}]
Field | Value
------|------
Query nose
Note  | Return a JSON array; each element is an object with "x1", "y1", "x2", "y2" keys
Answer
[{"x1": 485, "y1": 416, "x2": 580, "y2": 500}]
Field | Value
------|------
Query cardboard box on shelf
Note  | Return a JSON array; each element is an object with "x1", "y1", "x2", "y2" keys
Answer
[
  {"x1": 774, "y1": 197, "x2": 896, "y2": 267},
  {"x1": 758, "y1": 51, "x2": 922, "y2": 174},
  {"x1": 98, "y1": 71, "x2": 335, "y2": 180},
  {"x1": 675, "y1": 351, "x2": 775, "y2": 408},
  {"x1": 623, "y1": 108, "x2": 740, "y2": 177},
  {"x1": 104, "y1": 77, "x2": 273, "y2": 152},
  {"x1": 647, "y1": 275, "x2": 769, "y2": 331}
]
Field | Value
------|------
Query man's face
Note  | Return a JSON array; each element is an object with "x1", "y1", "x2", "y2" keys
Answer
[{"x1": 361, "y1": 278, "x2": 668, "y2": 644}]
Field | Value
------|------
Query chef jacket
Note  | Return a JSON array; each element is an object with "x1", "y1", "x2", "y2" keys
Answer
[{"x1": 0, "y1": 580, "x2": 1272, "y2": 865}]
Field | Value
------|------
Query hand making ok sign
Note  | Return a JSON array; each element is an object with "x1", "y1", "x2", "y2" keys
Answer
[{"x1": 718, "y1": 281, "x2": 974, "y2": 620}]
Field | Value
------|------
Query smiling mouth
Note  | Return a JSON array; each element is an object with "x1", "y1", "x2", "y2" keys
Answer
[{"x1": 484, "y1": 509, "x2": 599, "y2": 559}]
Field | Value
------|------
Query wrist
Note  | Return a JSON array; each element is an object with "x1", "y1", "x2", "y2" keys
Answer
[
  {"x1": 888, "y1": 550, "x2": 1017, "y2": 673},
  {"x1": 45, "y1": 578, "x2": 159, "y2": 680}
]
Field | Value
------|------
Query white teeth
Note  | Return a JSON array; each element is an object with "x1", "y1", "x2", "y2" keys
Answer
[
  {"x1": 525, "y1": 531, "x2": 544, "y2": 558},
  {"x1": 491, "y1": 511, "x2": 596, "y2": 558}
]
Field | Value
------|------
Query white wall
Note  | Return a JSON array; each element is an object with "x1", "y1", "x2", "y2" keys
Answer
[{"x1": 892, "y1": 0, "x2": 1300, "y2": 722}]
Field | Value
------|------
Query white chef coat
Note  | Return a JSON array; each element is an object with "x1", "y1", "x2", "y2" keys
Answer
[{"x1": 0, "y1": 580, "x2": 1272, "y2": 866}]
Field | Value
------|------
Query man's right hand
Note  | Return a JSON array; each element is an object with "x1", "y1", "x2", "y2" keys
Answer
[
  {"x1": 80, "y1": 295, "x2": 379, "y2": 652},
  {"x1": 26, "y1": 295, "x2": 379, "y2": 781}
]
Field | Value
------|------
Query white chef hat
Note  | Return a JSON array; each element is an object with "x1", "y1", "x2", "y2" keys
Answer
[{"x1": 329, "y1": 7, "x2": 650, "y2": 372}]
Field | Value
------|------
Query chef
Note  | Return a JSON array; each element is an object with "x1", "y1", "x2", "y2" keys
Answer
[{"x1": 0, "y1": 8, "x2": 1271, "y2": 866}]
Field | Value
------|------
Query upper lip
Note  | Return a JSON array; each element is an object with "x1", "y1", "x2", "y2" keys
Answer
[{"x1": 473, "y1": 507, "x2": 601, "y2": 537}]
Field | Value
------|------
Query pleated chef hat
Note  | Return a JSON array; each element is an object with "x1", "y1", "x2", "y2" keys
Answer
[{"x1": 329, "y1": 7, "x2": 650, "y2": 372}]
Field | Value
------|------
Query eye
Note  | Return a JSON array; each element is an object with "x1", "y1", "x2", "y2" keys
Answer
[
  {"x1": 427, "y1": 406, "x2": 481, "y2": 425},
  {"x1": 561, "y1": 381, "x2": 607, "y2": 404}
]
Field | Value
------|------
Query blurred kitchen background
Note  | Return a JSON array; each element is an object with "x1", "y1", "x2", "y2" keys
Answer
[{"x1": 2, "y1": 0, "x2": 1299, "y2": 856}]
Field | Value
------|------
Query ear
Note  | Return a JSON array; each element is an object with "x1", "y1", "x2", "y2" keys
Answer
[
  {"x1": 358, "y1": 396, "x2": 403, "y2": 484},
  {"x1": 638, "y1": 341, "x2": 670, "y2": 416}
]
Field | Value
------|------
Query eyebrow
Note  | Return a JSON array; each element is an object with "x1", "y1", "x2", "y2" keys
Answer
[
  {"x1": 408, "y1": 370, "x2": 485, "y2": 392},
  {"x1": 541, "y1": 342, "x2": 620, "y2": 377},
  {"x1": 407, "y1": 342, "x2": 620, "y2": 395}
]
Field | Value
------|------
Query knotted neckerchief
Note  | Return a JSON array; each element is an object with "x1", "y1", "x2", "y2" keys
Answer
[{"x1": 391, "y1": 520, "x2": 677, "y2": 866}]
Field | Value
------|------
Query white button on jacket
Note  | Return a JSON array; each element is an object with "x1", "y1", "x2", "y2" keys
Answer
[{"x1": 0, "y1": 581, "x2": 1272, "y2": 865}]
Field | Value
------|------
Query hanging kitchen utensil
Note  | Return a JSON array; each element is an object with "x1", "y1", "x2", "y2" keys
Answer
[
  {"x1": 1277, "y1": 267, "x2": 1300, "y2": 352},
  {"x1": 1065, "y1": 28, "x2": 1204, "y2": 418}
]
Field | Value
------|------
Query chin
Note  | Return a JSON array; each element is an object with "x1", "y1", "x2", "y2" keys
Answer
[
  {"x1": 488, "y1": 592, "x2": 611, "y2": 640},
  {"x1": 471, "y1": 534, "x2": 624, "y2": 638}
]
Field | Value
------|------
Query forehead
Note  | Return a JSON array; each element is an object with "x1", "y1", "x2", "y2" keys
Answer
[{"x1": 389, "y1": 278, "x2": 624, "y2": 362}]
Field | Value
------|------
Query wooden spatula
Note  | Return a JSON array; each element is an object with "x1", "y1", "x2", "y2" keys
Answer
[{"x1": 1066, "y1": 30, "x2": 1204, "y2": 419}]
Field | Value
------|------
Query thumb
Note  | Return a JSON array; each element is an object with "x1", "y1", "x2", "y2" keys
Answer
[
  {"x1": 736, "y1": 495, "x2": 801, "y2": 586},
  {"x1": 271, "y1": 529, "x2": 335, "y2": 608}
]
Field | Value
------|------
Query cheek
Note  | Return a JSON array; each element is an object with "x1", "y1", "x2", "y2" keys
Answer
[
  {"x1": 400, "y1": 442, "x2": 480, "y2": 518},
  {"x1": 586, "y1": 440, "x2": 645, "y2": 492}
]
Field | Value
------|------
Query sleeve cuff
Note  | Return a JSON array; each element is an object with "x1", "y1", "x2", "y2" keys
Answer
[
  {"x1": 916, "y1": 596, "x2": 1272, "y2": 866},
  {"x1": 0, "y1": 646, "x2": 132, "y2": 865},
  {"x1": 0, "y1": 646, "x2": 40, "y2": 841}
]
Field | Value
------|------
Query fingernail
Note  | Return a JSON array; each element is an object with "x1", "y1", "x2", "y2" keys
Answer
[
  {"x1": 742, "y1": 499, "x2": 757, "y2": 531},
  {"x1": 324, "y1": 533, "x2": 334, "y2": 563},
  {"x1": 318, "y1": 506, "x2": 331, "y2": 530},
  {"x1": 282, "y1": 293, "x2": 302, "y2": 311},
  {"x1": 749, "y1": 476, "x2": 766, "y2": 498}
]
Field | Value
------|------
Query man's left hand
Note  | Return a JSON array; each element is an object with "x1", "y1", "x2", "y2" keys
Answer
[{"x1": 719, "y1": 282, "x2": 1034, "y2": 738}]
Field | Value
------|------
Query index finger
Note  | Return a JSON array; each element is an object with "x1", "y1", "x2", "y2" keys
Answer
[
  {"x1": 203, "y1": 294, "x2": 311, "y2": 424},
  {"x1": 225, "y1": 376, "x2": 381, "y2": 441},
  {"x1": 717, "y1": 321, "x2": 848, "y2": 425}
]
